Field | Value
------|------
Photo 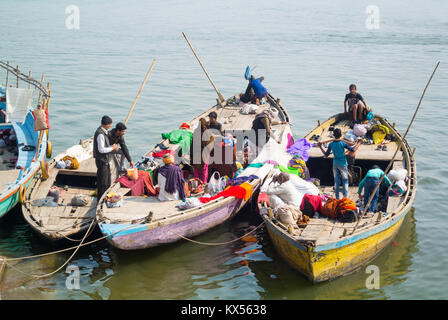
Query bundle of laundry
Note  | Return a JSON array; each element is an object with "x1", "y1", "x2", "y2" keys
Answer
[
  {"x1": 60, "y1": 155, "x2": 79, "y2": 170},
  {"x1": 286, "y1": 155, "x2": 310, "y2": 180},
  {"x1": 105, "y1": 193, "x2": 123, "y2": 208},
  {"x1": 319, "y1": 197, "x2": 358, "y2": 222},
  {"x1": 240, "y1": 103, "x2": 259, "y2": 115},
  {"x1": 387, "y1": 168, "x2": 408, "y2": 196}
]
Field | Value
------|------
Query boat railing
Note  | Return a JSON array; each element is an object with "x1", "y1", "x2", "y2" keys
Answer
[{"x1": 0, "y1": 61, "x2": 50, "y2": 99}]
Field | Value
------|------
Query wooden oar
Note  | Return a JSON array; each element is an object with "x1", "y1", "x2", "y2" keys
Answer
[
  {"x1": 351, "y1": 61, "x2": 440, "y2": 235},
  {"x1": 182, "y1": 32, "x2": 225, "y2": 104},
  {"x1": 124, "y1": 59, "x2": 157, "y2": 126}
]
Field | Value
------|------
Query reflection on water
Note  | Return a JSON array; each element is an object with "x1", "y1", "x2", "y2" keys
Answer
[{"x1": 1, "y1": 206, "x2": 417, "y2": 300}]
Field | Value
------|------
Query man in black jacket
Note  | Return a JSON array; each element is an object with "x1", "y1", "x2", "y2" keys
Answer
[
  {"x1": 93, "y1": 115, "x2": 118, "y2": 198},
  {"x1": 109, "y1": 122, "x2": 134, "y2": 171}
]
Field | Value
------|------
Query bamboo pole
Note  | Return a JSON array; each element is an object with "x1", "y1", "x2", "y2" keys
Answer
[
  {"x1": 124, "y1": 59, "x2": 157, "y2": 126},
  {"x1": 182, "y1": 32, "x2": 225, "y2": 104},
  {"x1": 37, "y1": 74, "x2": 45, "y2": 105},
  {"x1": 351, "y1": 61, "x2": 440, "y2": 235},
  {"x1": 46, "y1": 82, "x2": 51, "y2": 111}
]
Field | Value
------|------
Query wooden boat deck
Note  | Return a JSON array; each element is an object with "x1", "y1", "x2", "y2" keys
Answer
[
  {"x1": 22, "y1": 138, "x2": 118, "y2": 240},
  {"x1": 307, "y1": 119, "x2": 403, "y2": 161},
  {"x1": 99, "y1": 95, "x2": 289, "y2": 226},
  {"x1": 0, "y1": 170, "x2": 19, "y2": 191},
  {"x1": 262, "y1": 114, "x2": 414, "y2": 247}
]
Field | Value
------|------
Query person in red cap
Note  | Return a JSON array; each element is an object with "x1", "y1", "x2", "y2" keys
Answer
[{"x1": 180, "y1": 122, "x2": 190, "y2": 129}]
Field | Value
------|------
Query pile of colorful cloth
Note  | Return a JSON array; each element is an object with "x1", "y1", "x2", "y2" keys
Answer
[
  {"x1": 116, "y1": 170, "x2": 157, "y2": 196},
  {"x1": 199, "y1": 182, "x2": 253, "y2": 204}
]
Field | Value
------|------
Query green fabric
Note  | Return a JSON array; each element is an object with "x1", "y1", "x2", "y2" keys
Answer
[
  {"x1": 277, "y1": 165, "x2": 301, "y2": 176},
  {"x1": 247, "y1": 162, "x2": 264, "y2": 168},
  {"x1": 161, "y1": 129, "x2": 193, "y2": 155}
]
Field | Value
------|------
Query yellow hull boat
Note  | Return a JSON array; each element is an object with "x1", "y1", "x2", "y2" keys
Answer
[{"x1": 258, "y1": 113, "x2": 416, "y2": 283}]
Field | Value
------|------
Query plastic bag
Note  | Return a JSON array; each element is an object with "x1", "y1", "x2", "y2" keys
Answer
[
  {"x1": 127, "y1": 168, "x2": 138, "y2": 180},
  {"x1": 206, "y1": 171, "x2": 227, "y2": 195},
  {"x1": 71, "y1": 194, "x2": 89, "y2": 206},
  {"x1": 185, "y1": 197, "x2": 202, "y2": 209},
  {"x1": 353, "y1": 124, "x2": 367, "y2": 137}
]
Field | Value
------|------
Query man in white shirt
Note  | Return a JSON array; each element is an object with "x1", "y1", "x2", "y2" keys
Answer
[{"x1": 93, "y1": 115, "x2": 118, "y2": 198}]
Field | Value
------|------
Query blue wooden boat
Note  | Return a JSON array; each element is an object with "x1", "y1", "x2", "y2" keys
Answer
[{"x1": 0, "y1": 62, "x2": 51, "y2": 220}]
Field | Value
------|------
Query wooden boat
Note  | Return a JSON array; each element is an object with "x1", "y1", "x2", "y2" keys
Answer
[
  {"x1": 97, "y1": 94, "x2": 292, "y2": 250},
  {"x1": 0, "y1": 62, "x2": 51, "y2": 220},
  {"x1": 258, "y1": 113, "x2": 416, "y2": 283},
  {"x1": 22, "y1": 138, "x2": 120, "y2": 241}
]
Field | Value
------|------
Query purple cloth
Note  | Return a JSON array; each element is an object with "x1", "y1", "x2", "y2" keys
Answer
[
  {"x1": 286, "y1": 138, "x2": 312, "y2": 162},
  {"x1": 158, "y1": 164, "x2": 186, "y2": 199}
]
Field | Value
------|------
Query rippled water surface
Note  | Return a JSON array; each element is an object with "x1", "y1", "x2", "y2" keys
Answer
[{"x1": 1, "y1": 0, "x2": 447, "y2": 299}]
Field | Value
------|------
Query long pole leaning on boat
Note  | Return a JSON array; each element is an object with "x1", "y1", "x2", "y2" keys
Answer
[
  {"x1": 182, "y1": 32, "x2": 225, "y2": 104},
  {"x1": 351, "y1": 61, "x2": 440, "y2": 235},
  {"x1": 124, "y1": 59, "x2": 157, "y2": 125}
]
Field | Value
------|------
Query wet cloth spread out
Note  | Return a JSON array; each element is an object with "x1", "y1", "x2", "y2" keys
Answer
[
  {"x1": 247, "y1": 162, "x2": 264, "y2": 168},
  {"x1": 158, "y1": 163, "x2": 186, "y2": 199},
  {"x1": 229, "y1": 174, "x2": 258, "y2": 186},
  {"x1": 161, "y1": 129, "x2": 193, "y2": 155},
  {"x1": 116, "y1": 170, "x2": 157, "y2": 196},
  {"x1": 199, "y1": 185, "x2": 247, "y2": 204},
  {"x1": 286, "y1": 138, "x2": 312, "y2": 162}
]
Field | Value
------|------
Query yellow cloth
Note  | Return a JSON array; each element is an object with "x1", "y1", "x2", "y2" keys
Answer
[{"x1": 239, "y1": 182, "x2": 253, "y2": 201}]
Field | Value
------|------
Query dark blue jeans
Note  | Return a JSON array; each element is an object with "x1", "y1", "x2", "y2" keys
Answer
[{"x1": 364, "y1": 177, "x2": 380, "y2": 212}]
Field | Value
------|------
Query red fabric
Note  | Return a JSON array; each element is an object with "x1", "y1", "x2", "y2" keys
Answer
[
  {"x1": 138, "y1": 170, "x2": 157, "y2": 196},
  {"x1": 300, "y1": 194, "x2": 323, "y2": 212},
  {"x1": 152, "y1": 149, "x2": 174, "y2": 158},
  {"x1": 116, "y1": 170, "x2": 157, "y2": 196},
  {"x1": 199, "y1": 185, "x2": 247, "y2": 204},
  {"x1": 257, "y1": 192, "x2": 270, "y2": 206},
  {"x1": 116, "y1": 175, "x2": 145, "y2": 196}
]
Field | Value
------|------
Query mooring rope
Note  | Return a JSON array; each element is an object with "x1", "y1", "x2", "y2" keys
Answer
[
  {"x1": 1, "y1": 217, "x2": 266, "y2": 281},
  {"x1": 166, "y1": 220, "x2": 266, "y2": 246}
]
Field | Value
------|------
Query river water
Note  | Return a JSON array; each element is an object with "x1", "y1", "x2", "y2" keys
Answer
[{"x1": 0, "y1": 0, "x2": 447, "y2": 299}]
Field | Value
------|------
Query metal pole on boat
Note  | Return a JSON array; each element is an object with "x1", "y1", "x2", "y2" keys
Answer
[
  {"x1": 182, "y1": 32, "x2": 225, "y2": 104},
  {"x1": 5, "y1": 61, "x2": 9, "y2": 88},
  {"x1": 124, "y1": 59, "x2": 157, "y2": 126},
  {"x1": 16, "y1": 65, "x2": 19, "y2": 88},
  {"x1": 351, "y1": 61, "x2": 440, "y2": 234}
]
